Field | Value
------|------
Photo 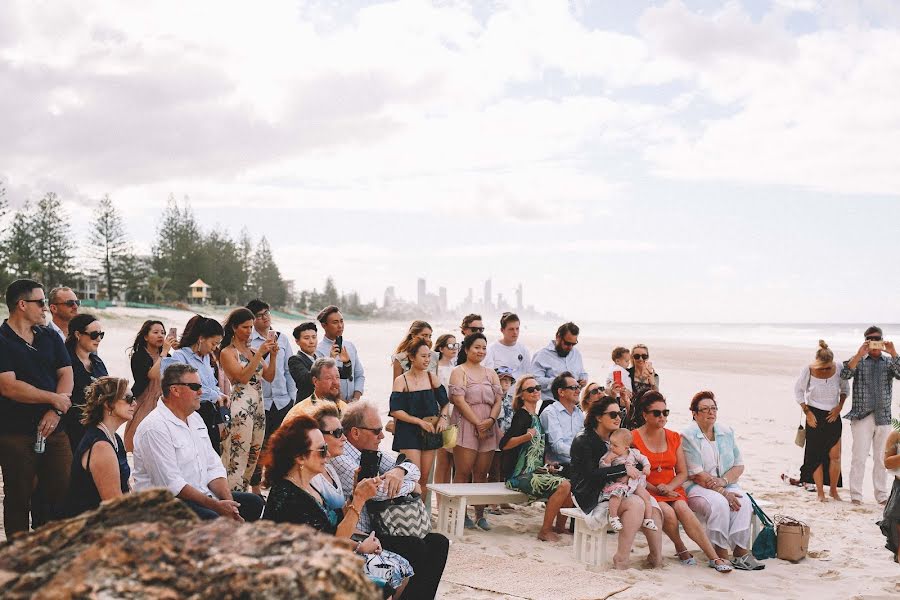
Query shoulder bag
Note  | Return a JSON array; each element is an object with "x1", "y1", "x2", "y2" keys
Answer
[
  {"x1": 748, "y1": 493, "x2": 777, "y2": 560},
  {"x1": 367, "y1": 493, "x2": 431, "y2": 539}
]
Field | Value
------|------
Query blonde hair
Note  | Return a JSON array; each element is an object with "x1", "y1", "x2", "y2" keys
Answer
[
  {"x1": 610, "y1": 428, "x2": 632, "y2": 446},
  {"x1": 80, "y1": 377, "x2": 130, "y2": 427},
  {"x1": 815, "y1": 340, "x2": 834, "y2": 364},
  {"x1": 579, "y1": 382, "x2": 602, "y2": 411},
  {"x1": 512, "y1": 374, "x2": 538, "y2": 411}
]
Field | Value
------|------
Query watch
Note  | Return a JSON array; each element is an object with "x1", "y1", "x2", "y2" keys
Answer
[{"x1": 54, "y1": 409, "x2": 64, "y2": 417}]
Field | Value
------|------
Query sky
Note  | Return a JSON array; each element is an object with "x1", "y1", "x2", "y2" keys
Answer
[{"x1": 2, "y1": 0, "x2": 899, "y2": 323}]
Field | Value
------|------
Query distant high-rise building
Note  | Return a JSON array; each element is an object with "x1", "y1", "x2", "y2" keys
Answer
[
  {"x1": 439, "y1": 286, "x2": 448, "y2": 313},
  {"x1": 515, "y1": 283, "x2": 523, "y2": 312},
  {"x1": 384, "y1": 286, "x2": 396, "y2": 307},
  {"x1": 484, "y1": 278, "x2": 493, "y2": 311},
  {"x1": 417, "y1": 278, "x2": 426, "y2": 307}
]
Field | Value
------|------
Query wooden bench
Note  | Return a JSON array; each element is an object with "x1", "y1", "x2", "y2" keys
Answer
[
  {"x1": 560, "y1": 507, "x2": 611, "y2": 569},
  {"x1": 429, "y1": 482, "x2": 528, "y2": 539}
]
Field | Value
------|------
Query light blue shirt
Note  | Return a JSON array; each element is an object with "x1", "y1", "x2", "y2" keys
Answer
[
  {"x1": 249, "y1": 328, "x2": 297, "y2": 411},
  {"x1": 540, "y1": 400, "x2": 584, "y2": 465},
  {"x1": 317, "y1": 335, "x2": 365, "y2": 399},
  {"x1": 530, "y1": 341, "x2": 589, "y2": 404},
  {"x1": 680, "y1": 421, "x2": 744, "y2": 493},
  {"x1": 160, "y1": 347, "x2": 222, "y2": 404}
]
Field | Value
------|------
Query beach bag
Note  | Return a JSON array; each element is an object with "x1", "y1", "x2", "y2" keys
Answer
[
  {"x1": 794, "y1": 423, "x2": 806, "y2": 448},
  {"x1": 442, "y1": 424, "x2": 458, "y2": 449},
  {"x1": 776, "y1": 515, "x2": 810, "y2": 562},
  {"x1": 748, "y1": 493, "x2": 777, "y2": 560},
  {"x1": 367, "y1": 493, "x2": 431, "y2": 539}
]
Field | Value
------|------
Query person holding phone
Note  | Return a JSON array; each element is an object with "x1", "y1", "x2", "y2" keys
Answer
[
  {"x1": 842, "y1": 325, "x2": 900, "y2": 505},
  {"x1": 124, "y1": 320, "x2": 176, "y2": 452},
  {"x1": 316, "y1": 306, "x2": 365, "y2": 402}
]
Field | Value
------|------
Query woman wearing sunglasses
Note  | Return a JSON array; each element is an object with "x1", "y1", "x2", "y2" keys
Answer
[
  {"x1": 632, "y1": 392, "x2": 732, "y2": 572},
  {"x1": 627, "y1": 345, "x2": 658, "y2": 420},
  {"x1": 499, "y1": 375, "x2": 573, "y2": 541},
  {"x1": 63, "y1": 313, "x2": 109, "y2": 451},
  {"x1": 571, "y1": 396, "x2": 663, "y2": 569},
  {"x1": 261, "y1": 413, "x2": 413, "y2": 599},
  {"x1": 579, "y1": 382, "x2": 605, "y2": 413},
  {"x1": 62, "y1": 377, "x2": 134, "y2": 517},
  {"x1": 432, "y1": 334, "x2": 459, "y2": 485}
]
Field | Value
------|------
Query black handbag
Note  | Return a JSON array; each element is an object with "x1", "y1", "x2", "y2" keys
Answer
[{"x1": 367, "y1": 493, "x2": 431, "y2": 539}]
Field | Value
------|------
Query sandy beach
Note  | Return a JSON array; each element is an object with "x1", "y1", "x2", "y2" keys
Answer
[{"x1": 2, "y1": 307, "x2": 897, "y2": 599}]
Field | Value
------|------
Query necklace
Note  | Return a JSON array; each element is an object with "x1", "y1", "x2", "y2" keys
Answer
[{"x1": 98, "y1": 422, "x2": 119, "y2": 453}]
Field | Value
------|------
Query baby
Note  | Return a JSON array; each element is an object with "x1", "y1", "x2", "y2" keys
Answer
[
  {"x1": 606, "y1": 346, "x2": 633, "y2": 392},
  {"x1": 599, "y1": 428, "x2": 657, "y2": 532}
]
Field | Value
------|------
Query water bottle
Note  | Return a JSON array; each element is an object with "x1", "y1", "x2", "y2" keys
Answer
[{"x1": 34, "y1": 430, "x2": 46, "y2": 454}]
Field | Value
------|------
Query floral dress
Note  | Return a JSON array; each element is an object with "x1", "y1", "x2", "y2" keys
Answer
[
  {"x1": 501, "y1": 409, "x2": 567, "y2": 500},
  {"x1": 221, "y1": 353, "x2": 266, "y2": 491}
]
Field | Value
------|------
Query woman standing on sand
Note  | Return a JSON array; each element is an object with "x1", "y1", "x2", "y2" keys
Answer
[
  {"x1": 124, "y1": 320, "x2": 177, "y2": 452},
  {"x1": 794, "y1": 340, "x2": 848, "y2": 502}
]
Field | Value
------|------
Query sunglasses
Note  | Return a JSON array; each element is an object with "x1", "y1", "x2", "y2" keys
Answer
[
  {"x1": 446, "y1": 343, "x2": 461, "y2": 350},
  {"x1": 55, "y1": 300, "x2": 80, "y2": 307},
  {"x1": 563, "y1": 384, "x2": 582, "y2": 391},
  {"x1": 467, "y1": 327, "x2": 485, "y2": 333},
  {"x1": 312, "y1": 444, "x2": 328, "y2": 458},
  {"x1": 588, "y1": 387, "x2": 605, "y2": 396},
  {"x1": 321, "y1": 427, "x2": 345, "y2": 439},
  {"x1": 357, "y1": 426, "x2": 383, "y2": 436},
  {"x1": 865, "y1": 335, "x2": 882, "y2": 341},
  {"x1": 122, "y1": 394, "x2": 137, "y2": 406},
  {"x1": 633, "y1": 353, "x2": 649, "y2": 361},
  {"x1": 560, "y1": 339, "x2": 578, "y2": 347},
  {"x1": 603, "y1": 410, "x2": 622, "y2": 419},
  {"x1": 83, "y1": 331, "x2": 105, "y2": 340},
  {"x1": 696, "y1": 406, "x2": 718, "y2": 413},
  {"x1": 23, "y1": 298, "x2": 48, "y2": 307},
  {"x1": 170, "y1": 382, "x2": 203, "y2": 392},
  {"x1": 522, "y1": 385, "x2": 541, "y2": 394},
  {"x1": 644, "y1": 409, "x2": 670, "y2": 417}
]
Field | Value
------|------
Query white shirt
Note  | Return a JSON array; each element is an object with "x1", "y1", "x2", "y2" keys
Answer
[
  {"x1": 48, "y1": 319, "x2": 66, "y2": 341},
  {"x1": 483, "y1": 341, "x2": 531, "y2": 380},
  {"x1": 794, "y1": 366, "x2": 850, "y2": 411},
  {"x1": 606, "y1": 365, "x2": 632, "y2": 391},
  {"x1": 249, "y1": 328, "x2": 297, "y2": 411},
  {"x1": 132, "y1": 400, "x2": 227, "y2": 497}
]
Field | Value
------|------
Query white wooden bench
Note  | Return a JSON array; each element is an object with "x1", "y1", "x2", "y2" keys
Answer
[
  {"x1": 560, "y1": 507, "x2": 611, "y2": 569},
  {"x1": 429, "y1": 482, "x2": 528, "y2": 539}
]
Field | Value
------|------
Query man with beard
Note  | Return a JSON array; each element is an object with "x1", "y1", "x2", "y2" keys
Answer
[
  {"x1": 531, "y1": 322, "x2": 588, "y2": 412},
  {"x1": 283, "y1": 358, "x2": 347, "y2": 423}
]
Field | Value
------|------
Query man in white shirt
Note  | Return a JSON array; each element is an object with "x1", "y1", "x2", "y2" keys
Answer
[
  {"x1": 133, "y1": 363, "x2": 264, "y2": 521},
  {"x1": 46, "y1": 287, "x2": 79, "y2": 341},
  {"x1": 483, "y1": 312, "x2": 531, "y2": 380}
]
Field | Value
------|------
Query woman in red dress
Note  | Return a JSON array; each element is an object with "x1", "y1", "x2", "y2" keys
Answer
[{"x1": 632, "y1": 391, "x2": 733, "y2": 573}]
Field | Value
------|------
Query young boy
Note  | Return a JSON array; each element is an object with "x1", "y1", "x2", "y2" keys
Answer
[
  {"x1": 488, "y1": 367, "x2": 517, "y2": 513},
  {"x1": 606, "y1": 346, "x2": 632, "y2": 392}
]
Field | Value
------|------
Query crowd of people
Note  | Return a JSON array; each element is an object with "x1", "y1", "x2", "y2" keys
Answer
[{"x1": 0, "y1": 277, "x2": 898, "y2": 598}]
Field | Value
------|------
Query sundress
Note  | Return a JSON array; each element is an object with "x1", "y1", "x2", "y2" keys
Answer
[
  {"x1": 221, "y1": 353, "x2": 266, "y2": 491},
  {"x1": 505, "y1": 413, "x2": 567, "y2": 500}
]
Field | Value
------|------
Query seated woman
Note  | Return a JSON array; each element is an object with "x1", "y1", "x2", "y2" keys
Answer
[
  {"x1": 880, "y1": 426, "x2": 900, "y2": 564},
  {"x1": 682, "y1": 391, "x2": 763, "y2": 571},
  {"x1": 62, "y1": 377, "x2": 134, "y2": 517},
  {"x1": 570, "y1": 396, "x2": 663, "y2": 570},
  {"x1": 631, "y1": 391, "x2": 733, "y2": 573},
  {"x1": 498, "y1": 375, "x2": 573, "y2": 541},
  {"x1": 260, "y1": 412, "x2": 413, "y2": 598}
]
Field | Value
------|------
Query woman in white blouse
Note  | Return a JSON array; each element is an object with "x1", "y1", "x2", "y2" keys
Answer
[{"x1": 794, "y1": 340, "x2": 849, "y2": 502}]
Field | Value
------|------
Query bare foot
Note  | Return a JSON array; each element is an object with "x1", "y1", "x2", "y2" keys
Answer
[
  {"x1": 538, "y1": 529, "x2": 560, "y2": 542},
  {"x1": 851, "y1": 499, "x2": 862, "y2": 505},
  {"x1": 645, "y1": 554, "x2": 663, "y2": 568},
  {"x1": 613, "y1": 555, "x2": 630, "y2": 570},
  {"x1": 830, "y1": 491, "x2": 843, "y2": 501},
  {"x1": 552, "y1": 526, "x2": 573, "y2": 535},
  {"x1": 817, "y1": 494, "x2": 827, "y2": 502}
]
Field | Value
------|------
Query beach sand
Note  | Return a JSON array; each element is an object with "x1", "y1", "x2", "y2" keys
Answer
[{"x1": 2, "y1": 308, "x2": 897, "y2": 598}]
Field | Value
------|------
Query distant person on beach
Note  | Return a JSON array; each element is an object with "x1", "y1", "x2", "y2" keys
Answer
[
  {"x1": 391, "y1": 320, "x2": 437, "y2": 377},
  {"x1": 288, "y1": 321, "x2": 319, "y2": 403},
  {"x1": 531, "y1": 322, "x2": 588, "y2": 409},
  {"x1": 316, "y1": 306, "x2": 365, "y2": 402},
  {"x1": 63, "y1": 313, "x2": 109, "y2": 452},
  {"x1": 62, "y1": 377, "x2": 134, "y2": 518},
  {"x1": 795, "y1": 340, "x2": 848, "y2": 502},
  {"x1": 433, "y1": 333, "x2": 459, "y2": 485},
  {"x1": 284, "y1": 357, "x2": 348, "y2": 422},
  {"x1": 841, "y1": 325, "x2": 900, "y2": 505},
  {"x1": 483, "y1": 312, "x2": 531, "y2": 380},
  {"x1": 880, "y1": 427, "x2": 900, "y2": 563},
  {"x1": 0, "y1": 279, "x2": 73, "y2": 536},
  {"x1": 539, "y1": 371, "x2": 583, "y2": 475},
  {"x1": 456, "y1": 313, "x2": 484, "y2": 365},
  {"x1": 124, "y1": 320, "x2": 175, "y2": 452},
  {"x1": 133, "y1": 363, "x2": 264, "y2": 522},
  {"x1": 47, "y1": 287, "x2": 79, "y2": 341}
]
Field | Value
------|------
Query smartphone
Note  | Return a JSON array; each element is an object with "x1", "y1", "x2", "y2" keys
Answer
[
  {"x1": 169, "y1": 327, "x2": 177, "y2": 339},
  {"x1": 613, "y1": 371, "x2": 622, "y2": 386},
  {"x1": 267, "y1": 330, "x2": 277, "y2": 342},
  {"x1": 869, "y1": 340, "x2": 886, "y2": 350},
  {"x1": 335, "y1": 335, "x2": 343, "y2": 353},
  {"x1": 218, "y1": 405, "x2": 232, "y2": 425},
  {"x1": 358, "y1": 449, "x2": 381, "y2": 481}
]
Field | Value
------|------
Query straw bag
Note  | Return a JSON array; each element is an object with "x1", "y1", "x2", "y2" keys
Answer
[
  {"x1": 442, "y1": 423, "x2": 458, "y2": 449},
  {"x1": 775, "y1": 515, "x2": 810, "y2": 562},
  {"x1": 794, "y1": 424, "x2": 806, "y2": 448}
]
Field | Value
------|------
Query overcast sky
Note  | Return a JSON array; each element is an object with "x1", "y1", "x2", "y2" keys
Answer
[{"x1": 2, "y1": 0, "x2": 899, "y2": 323}]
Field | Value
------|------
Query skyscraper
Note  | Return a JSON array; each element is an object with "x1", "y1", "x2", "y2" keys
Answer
[
  {"x1": 515, "y1": 283, "x2": 523, "y2": 312},
  {"x1": 484, "y1": 278, "x2": 493, "y2": 311},
  {"x1": 417, "y1": 278, "x2": 426, "y2": 307},
  {"x1": 439, "y1": 286, "x2": 448, "y2": 313}
]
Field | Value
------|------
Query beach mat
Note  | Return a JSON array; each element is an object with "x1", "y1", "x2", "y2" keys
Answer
[{"x1": 442, "y1": 547, "x2": 630, "y2": 600}]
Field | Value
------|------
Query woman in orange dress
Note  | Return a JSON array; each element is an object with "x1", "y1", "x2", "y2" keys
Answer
[{"x1": 632, "y1": 391, "x2": 733, "y2": 573}]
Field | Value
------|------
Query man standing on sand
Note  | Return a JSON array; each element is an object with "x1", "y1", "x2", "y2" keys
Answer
[
  {"x1": 47, "y1": 287, "x2": 79, "y2": 341},
  {"x1": 531, "y1": 322, "x2": 588, "y2": 408},
  {"x1": 483, "y1": 312, "x2": 531, "y2": 381},
  {"x1": 316, "y1": 306, "x2": 364, "y2": 402},
  {"x1": 841, "y1": 325, "x2": 900, "y2": 505},
  {"x1": 288, "y1": 321, "x2": 320, "y2": 403}
]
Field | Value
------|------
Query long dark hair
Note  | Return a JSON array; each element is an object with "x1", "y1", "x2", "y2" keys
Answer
[
  {"x1": 130, "y1": 319, "x2": 164, "y2": 357},
  {"x1": 629, "y1": 390, "x2": 666, "y2": 428},
  {"x1": 65, "y1": 313, "x2": 99, "y2": 354},
  {"x1": 584, "y1": 396, "x2": 620, "y2": 431},
  {"x1": 179, "y1": 315, "x2": 224, "y2": 350},
  {"x1": 259, "y1": 413, "x2": 317, "y2": 488},
  {"x1": 221, "y1": 308, "x2": 255, "y2": 349}
]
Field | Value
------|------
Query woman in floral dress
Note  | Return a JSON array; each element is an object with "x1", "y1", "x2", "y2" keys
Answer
[{"x1": 219, "y1": 308, "x2": 277, "y2": 491}]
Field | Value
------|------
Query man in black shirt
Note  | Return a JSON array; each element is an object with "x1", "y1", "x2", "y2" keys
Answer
[{"x1": 0, "y1": 279, "x2": 74, "y2": 536}]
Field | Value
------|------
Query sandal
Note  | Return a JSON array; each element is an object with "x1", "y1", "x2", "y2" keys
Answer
[
  {"x1": 642, "y1": 518, "x2": 658, "y2": 531},
  {"x1": 676, "y1": 550, "x2": 697, "y2": 566},
  {"x1": 608, "y1": 516, "x2": 623, "y2": 531},
  {"x1": 708, "y1": 558, "x2": 733, "y2": 573}
]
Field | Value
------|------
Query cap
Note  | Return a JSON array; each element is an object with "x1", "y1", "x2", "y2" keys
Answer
[{"x1": 495, "y1": 366, "x2": 516, "y2": 382}]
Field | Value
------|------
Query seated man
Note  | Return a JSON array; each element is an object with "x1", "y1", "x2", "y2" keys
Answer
[
  {"x1": 331, "y1": 401, "x2": 449, "y2": 600},
  {"x1": 132, "y1": 363, "x2": 264, "y2": 521},
  {"x1": 283, "y1": 357, "x2": 348, "y2": 423},
  {"x1": 539, "y1": 371, "x2": 584, "y2": 477}
]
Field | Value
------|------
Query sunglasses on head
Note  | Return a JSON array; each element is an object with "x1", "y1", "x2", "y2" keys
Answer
[
  {"x1": 644, "y1": 409, "x2": 670, "y2": 417},
  {"x1": 321, "y1": 427, "x2": 344, "y2": 439},
  {"x1": 83, "y1": 331, "x2": 105, "y2": 340},
  {"x1": 633, "y1": 353, "x2": 649, "y2": 361},
  {"x1": 170, "y1": 382, "x2": 203, "y2": 392},
  {"x1": 522, "y1": 385, "x2": 541, "y2": 394},
  {"x1": 866, "y1": 335, "x2": 882, "y2": 341}
]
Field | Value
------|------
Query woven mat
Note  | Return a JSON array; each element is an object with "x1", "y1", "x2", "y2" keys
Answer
[{"x1": 442, "y1": 548, "x2": 631, "y2": 600}]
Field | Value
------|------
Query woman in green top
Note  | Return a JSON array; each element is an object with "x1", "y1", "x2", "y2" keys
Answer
[{"x1": 499, "y1": 374, "x2": 573, "y2": 541}]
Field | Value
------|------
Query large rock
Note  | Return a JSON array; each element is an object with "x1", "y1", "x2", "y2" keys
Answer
[{"x1": 0, "y1": 489, "x2": 380, "y2": 599}]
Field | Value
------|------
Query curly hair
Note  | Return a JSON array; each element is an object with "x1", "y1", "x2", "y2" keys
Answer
[
  {"x1": 80, "y1": 377, "x2": 131, "y2": 427},
  {"x1": 259, "y1": 413, "x2": 316, "y2": 488}
]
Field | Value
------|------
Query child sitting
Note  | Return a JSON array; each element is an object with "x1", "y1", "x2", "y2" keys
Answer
[{"x1": 599, "y1": 428, "x2": 657, "y2": 532}]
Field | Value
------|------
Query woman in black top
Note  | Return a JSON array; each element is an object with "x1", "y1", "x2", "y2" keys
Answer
[
  {"x1": 570, "y1": 396, "x2": 663, "y2": 570},
  {"x1": 124, "y1": 320, "x2": 175, "y2": 451},
  {"x1": 63, "y1": 377, "x2": 134, "y2": 517},
  {"x1": 64, "y1": 314, "x2": 109, "y2": 452}
]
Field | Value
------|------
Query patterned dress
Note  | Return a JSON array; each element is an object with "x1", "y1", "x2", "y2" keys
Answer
[
  {"x1": 221, "y1": 353, "x2": 266, "y2": 491},
  {"x1": 503, "y1": 411, "x2": 567, "y2": 500}
]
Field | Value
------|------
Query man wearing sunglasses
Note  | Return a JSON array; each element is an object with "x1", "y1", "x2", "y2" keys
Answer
[
  {"x1": 133, "y1": 363, "x2": 264, "y2": 521},
  {"x1": 531, "y1": 322, "x2": 589, "y2": 408},
  {"x1": 0, "y1": 279, "x2": 74, "y2": 537},
  {"x1": 841, "y1": 325, "x2": 900, "y2": 505},
  {"x1": 540, "y1": 372, "x2": 584, "y2": 477},
  {"x1": 46, "y1": 287, "x2": 79, "y2": 342}
]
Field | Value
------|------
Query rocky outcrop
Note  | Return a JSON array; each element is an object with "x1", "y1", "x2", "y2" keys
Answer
[{"x1": 0, "y1": 489, "x2": 379, "y2": 599}]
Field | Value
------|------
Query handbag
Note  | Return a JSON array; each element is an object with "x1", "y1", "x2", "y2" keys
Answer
[
  {"x1": 748, "y1": 493, "x2": 777, "y2": 560},
  {"x1": 794, "y1": 424, "x2": 806, "y2": 448},
  {"x1": 420, "y1": 416, "x2": 444, "y2": 451},
  {"x1": 367, "y1": 493, "x2": 431, "y2": 539},
  {"x1": 442, "y1": 423, "x2": 458, "y2": 449},
  {"x1": 775, "y1": 515, "x2": 810, "y2": 562}
]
